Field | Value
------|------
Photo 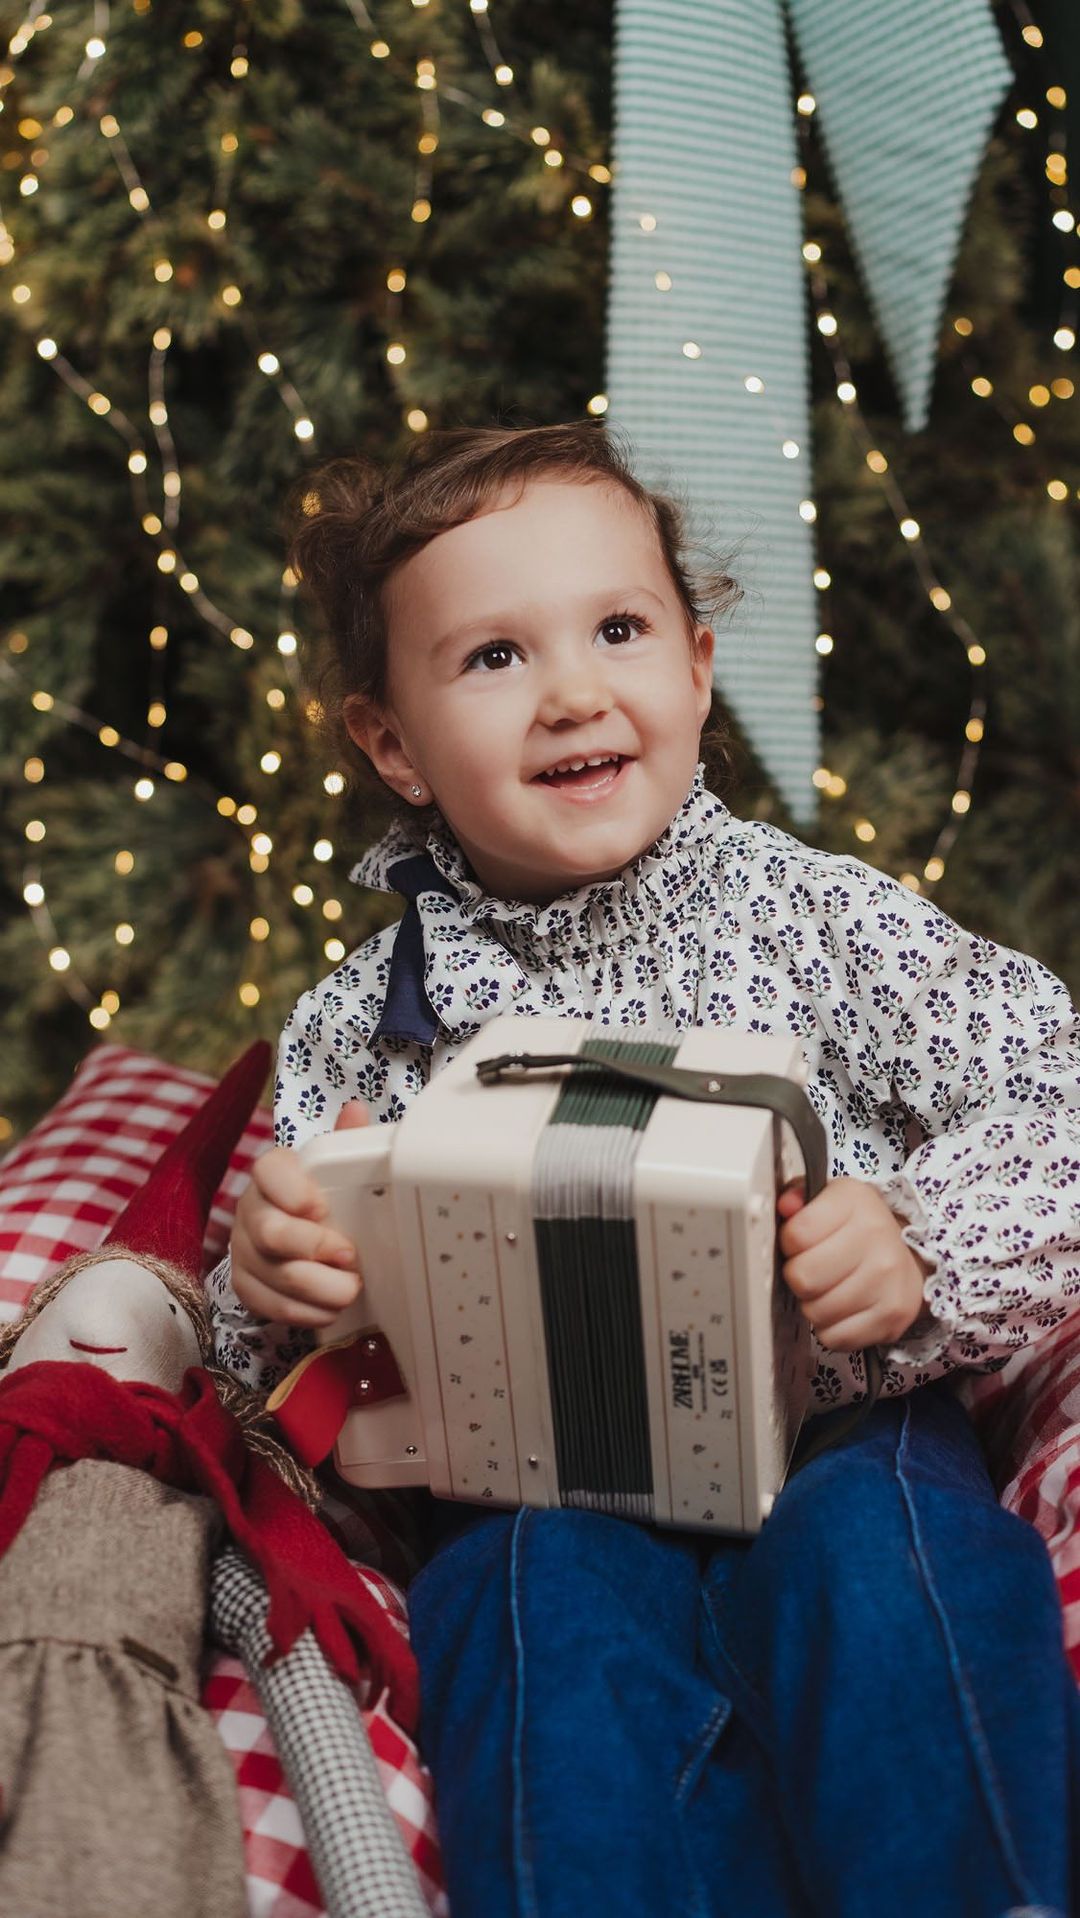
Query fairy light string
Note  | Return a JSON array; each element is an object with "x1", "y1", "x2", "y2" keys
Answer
[
  {"x1": 1, "y1": 646, "x2": 280, "y2": 1026},
  {"x1": 781, "y1": 74, "x2": 1080, "y2": 894},
  {"x1": 0, "y1": 2, "x2": 605, "y2": 1050},
  {"x1": 5, "y1": 630, "x2": 354, "y2": 1025},
  {"x1": 0, "y1": 8, "x2": 444, "y2": 1020},
  {"x1": 950, "y1": 31, "x2": 1077, "y2": 480},
  {"x1": 807, "y1": 24, "x2": 1077, "y2": 886},
  {"x1": 805, "y1": 249, "x2": 992, "y2": 880},
  {"x1": 1, "y1": 56, "x2": 325, "y2": 1022}
]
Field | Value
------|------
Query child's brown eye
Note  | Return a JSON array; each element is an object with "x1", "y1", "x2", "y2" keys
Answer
[
  {"x1": 469, "y1": 643, "x2": 517, "y2": 672},
  {"x1": 599, "y1": 617, "x2": 640, "y2": 645}
]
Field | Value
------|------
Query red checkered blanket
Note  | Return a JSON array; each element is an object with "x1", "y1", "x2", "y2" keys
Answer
[
  {"x1": 0, "y1": 1044, "x2": 446, "y2": 1918},
  {"x1": 961, "y1": 1321, "x2": 1080, "y2": 1682},
  {"x1": 4, "y1": 1042, "x2": 1079, "y2": 1910}
]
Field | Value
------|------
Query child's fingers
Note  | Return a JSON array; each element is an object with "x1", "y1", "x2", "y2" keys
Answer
[
  {"x1": 795, "y1": 1268, "x2": 871, "y2": 1332},
  {"x1": 800, "y1": 1279, "x2": 913, "y2": 1352},
  {"x1": 232, "y1": 1247, "x2": 363, "y2": 1325},
  {"x1": 775, "y1": 1178, "x2": 806, "y2": 1219},
  {"x1": 807, "y1": 1305, "x2": 888, "y2": 1354},
  {"x1": 334, "y1": 1101, "x2": 370, "y2": 1130},
  {"x1": 781, "y1": 1223, "x2": 864, "y2": 1301},
  {"x1": 240, "y1": 1204, "x2": 357, "y2": 1272},
  {"x1": 250, "y1": 1146, "x2": 329, "y2": 1221}
]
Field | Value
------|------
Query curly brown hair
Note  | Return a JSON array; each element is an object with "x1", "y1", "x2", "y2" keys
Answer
[{"x1": 285, "y1": 419, "x2": 743, "y2": 827}]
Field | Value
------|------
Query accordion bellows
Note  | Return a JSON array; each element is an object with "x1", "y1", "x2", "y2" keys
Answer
[{"x1": 303, "y1": 1016, "x2": 819, "y2": 1536}]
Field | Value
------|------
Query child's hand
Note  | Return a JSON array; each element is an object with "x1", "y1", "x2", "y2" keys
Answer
[
  {"x1": 776, "y1": 1176, "x2": 931, "y2": 1352},
  {"x1": 230, "y1": 1103, "x2": 369, "y2": 1328}
]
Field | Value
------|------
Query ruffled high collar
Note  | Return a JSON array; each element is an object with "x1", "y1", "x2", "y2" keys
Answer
[{"x1": 350, "y1": 765, "x2": 729, "y2": 960}]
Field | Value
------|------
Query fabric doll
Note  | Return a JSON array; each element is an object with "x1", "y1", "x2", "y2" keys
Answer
[{"x1": 0, "y1": 1042, "x2": 418, "y2": 1918}]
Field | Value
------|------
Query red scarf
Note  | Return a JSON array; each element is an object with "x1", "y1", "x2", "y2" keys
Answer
[{"x1": 0, "y1": 1361, "x2": 419, "y2": 1732}]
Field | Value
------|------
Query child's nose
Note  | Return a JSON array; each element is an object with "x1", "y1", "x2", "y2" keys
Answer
[{"x1": 537, "y1": 655, "x2": 614, "y2": 727}]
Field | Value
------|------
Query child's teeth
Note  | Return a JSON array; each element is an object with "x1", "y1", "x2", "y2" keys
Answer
[{"x1": 550, "y1": 754, "x2": 617, "y2": 774}]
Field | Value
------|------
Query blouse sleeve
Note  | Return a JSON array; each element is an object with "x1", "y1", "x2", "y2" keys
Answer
[
  {"x1": 209, "y1": 931, "x2": 410, "y2": 1394},
  {"x1": 828, "y1": 870, "x2": 1080, "y2": 1376},
  {"x1": 208, "y1": 985, "x2": 350, "y2": 1393}
]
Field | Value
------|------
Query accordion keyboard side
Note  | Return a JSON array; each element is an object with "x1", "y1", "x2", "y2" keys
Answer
[
  {"x1": 304, "y1": 1125, "x2": 432, "y2": 1485},
  {"x1": 316, "y1": 1017, "x2": 816, "y2": 1529},
  {"x1": 392, "y1": 1037, "x2": 567, "y2": 1509},
  {"x1": 634, "y1": 1024, "x2": 814, "y2": 1534}
]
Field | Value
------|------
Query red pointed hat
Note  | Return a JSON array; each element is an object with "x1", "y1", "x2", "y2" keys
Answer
[{"x1": 102, "y1": 1041, "x2": 273, "y2": 1276}]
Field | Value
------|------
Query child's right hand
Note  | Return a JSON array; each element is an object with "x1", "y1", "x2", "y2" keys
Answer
[{"x1": 230, "y1": 1102, "x2": 369, "y2": 1328}]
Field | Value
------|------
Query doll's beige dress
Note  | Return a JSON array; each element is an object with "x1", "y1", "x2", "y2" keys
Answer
[{"x1": 0, "y1": 1457, "x2": 247, "y2": 1918}]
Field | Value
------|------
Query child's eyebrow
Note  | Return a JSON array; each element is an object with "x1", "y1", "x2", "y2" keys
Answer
[{"x1": 429, "y1": 585, "x2": 668, "y2": 660}]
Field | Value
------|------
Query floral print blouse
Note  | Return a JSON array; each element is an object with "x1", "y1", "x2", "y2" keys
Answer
[{"x1": 209, "y1": 766, "x2": 1080, "y2": 1412}]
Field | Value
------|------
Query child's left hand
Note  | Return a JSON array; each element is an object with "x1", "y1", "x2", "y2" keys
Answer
[{"x1": 776, "y1": 1177, "x2": 932, "y2": 1352}]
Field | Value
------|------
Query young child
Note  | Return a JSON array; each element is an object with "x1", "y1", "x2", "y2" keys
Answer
[{"x1": 212, "y1": 422, "x2": 1080, "y2": 1917}]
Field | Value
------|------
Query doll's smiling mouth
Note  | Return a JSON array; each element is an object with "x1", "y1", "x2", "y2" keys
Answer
[{"x1": 69, "y1": 1339, "x2": 128, "y2": 1354}]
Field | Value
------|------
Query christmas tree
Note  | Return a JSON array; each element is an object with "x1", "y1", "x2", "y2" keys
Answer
[
  {"x1": 0, "y1": 0, "x2": 1076, "y2": 1143},
  {"x1": 0, "y1": 0, "x2": 611, "y2": 1132}
]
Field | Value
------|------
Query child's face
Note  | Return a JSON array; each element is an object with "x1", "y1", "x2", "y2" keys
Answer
[{"x1": 349, "y1": 478, "x2": 714, "y2": 903}]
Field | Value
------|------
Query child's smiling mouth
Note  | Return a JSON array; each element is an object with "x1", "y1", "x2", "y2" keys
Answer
[{"x1": 533, "y1": 753, "x2": 628, "y2": 796}]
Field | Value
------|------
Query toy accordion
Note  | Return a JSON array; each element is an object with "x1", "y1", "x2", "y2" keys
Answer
[{"x1": 298, "y1": 1016, "x2": 827, "y2": 1536}]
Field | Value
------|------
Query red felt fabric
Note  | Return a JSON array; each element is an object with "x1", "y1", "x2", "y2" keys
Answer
[
  {"x1": 270, "y1": 1331, "x2": 408, "y2": 1469},
  {"x1": 102, "y1": 1040, "x2": 272, "y2": 1277},
  {"x1": 0, "y1": 1359, "x2": 419, "y2": 1732}
]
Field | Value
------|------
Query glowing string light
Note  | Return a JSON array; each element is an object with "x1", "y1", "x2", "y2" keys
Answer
[
  {"x1": 796, "y1": 217, "x2": 990, "y2": 886},
  {"x1": 4, "y1": 4, "x2": 613, "y2": 1026}
]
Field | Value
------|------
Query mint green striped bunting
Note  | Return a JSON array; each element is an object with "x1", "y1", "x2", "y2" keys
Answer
[
  {"x1": 788, "y1": 0, "x2": 1012, "y2": 432},
  {"x1": 605, "y1": 0, "x2": 1011, "y2": 817},
  {"x1": 606, "y1": 0, "x2": 820, "y2": 819}
]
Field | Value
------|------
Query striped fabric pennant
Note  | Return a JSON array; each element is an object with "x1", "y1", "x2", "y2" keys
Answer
[
  {"x1": 606, "y1": 0, "x2": 819, "y2": 820},
  {"x1": 788, "y1": 0, "x2": 1013, "y2": 431},
  {"x1": 605, "y1": 0, "x2": 1012, "y2": 816}
]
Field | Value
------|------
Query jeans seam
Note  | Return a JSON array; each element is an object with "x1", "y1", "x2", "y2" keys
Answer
[
  {"x1": 702, "y1": 1580, "x2": 771, "y2": 1736},
  {"x1": 674, "y1": 1696, "x2": 730, "y2": 1806},
  {"x1": 509, "y1": 1508, "x2": 540, "y2": 1918},
  {"x1": 672, "y1": 1687, "x2": 733, "y2": 1918},
  {"x1": 894, "y1": 1397, "x2": 1040, "y2": 1911}
]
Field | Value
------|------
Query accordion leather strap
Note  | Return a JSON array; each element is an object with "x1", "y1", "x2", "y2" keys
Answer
[
  {"x1": 476, "y1": 1048, "x2": 885, "y2": 1457},
  {"x1": 476, "y1": 1049, "x2": 829, "y2": 1196},
  {"x1": 475, "y1": 1051, "x2": 828, "y2": 1196}
]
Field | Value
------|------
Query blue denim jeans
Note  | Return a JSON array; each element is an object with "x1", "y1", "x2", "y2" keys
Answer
[{"x1": 408, "y1": 1385, "x2": 1080, "y2": 1917}]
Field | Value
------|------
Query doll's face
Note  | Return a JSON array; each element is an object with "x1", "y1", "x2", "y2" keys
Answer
[{"x1": 5, "y1": 1259, "x2": 202, "y2": 1392}]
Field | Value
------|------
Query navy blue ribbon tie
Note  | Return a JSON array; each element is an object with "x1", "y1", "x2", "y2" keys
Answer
[{"x1": 372, "y1": 852, "x2": 458, "y2": 1046}]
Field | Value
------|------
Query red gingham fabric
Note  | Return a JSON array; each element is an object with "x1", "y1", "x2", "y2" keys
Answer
[
  {"x1": 0, "y1": 1044, "x2": 275, "y2": 1304},
  {"x1": 963, "y1": 1317, "x2": 1080, "y2": 1683},
  {"x1": 0, "y1": 1043, "x2": 446, "y2": 1917}
]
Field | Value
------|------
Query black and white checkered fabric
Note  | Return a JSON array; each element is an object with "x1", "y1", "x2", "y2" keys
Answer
[{"x1": 210, "y1": 1547, "x2": 429, "y2": 1918}]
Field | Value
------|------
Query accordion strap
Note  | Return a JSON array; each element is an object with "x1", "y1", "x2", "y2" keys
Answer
[
  {"x1": 477, "y1": 1050, "x2": 828, "y2": 1198},
  {"x1": 476, "y1": 1048, "x2": 884, "y2": 1451}
]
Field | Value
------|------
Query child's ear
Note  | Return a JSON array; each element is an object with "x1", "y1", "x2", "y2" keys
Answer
[
  {"x1": 692, "y1": 627, "x2": 715, "y2": 725},
  {"x1": 343, "y1": 695, "x2": 425, "y2": 804}
]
